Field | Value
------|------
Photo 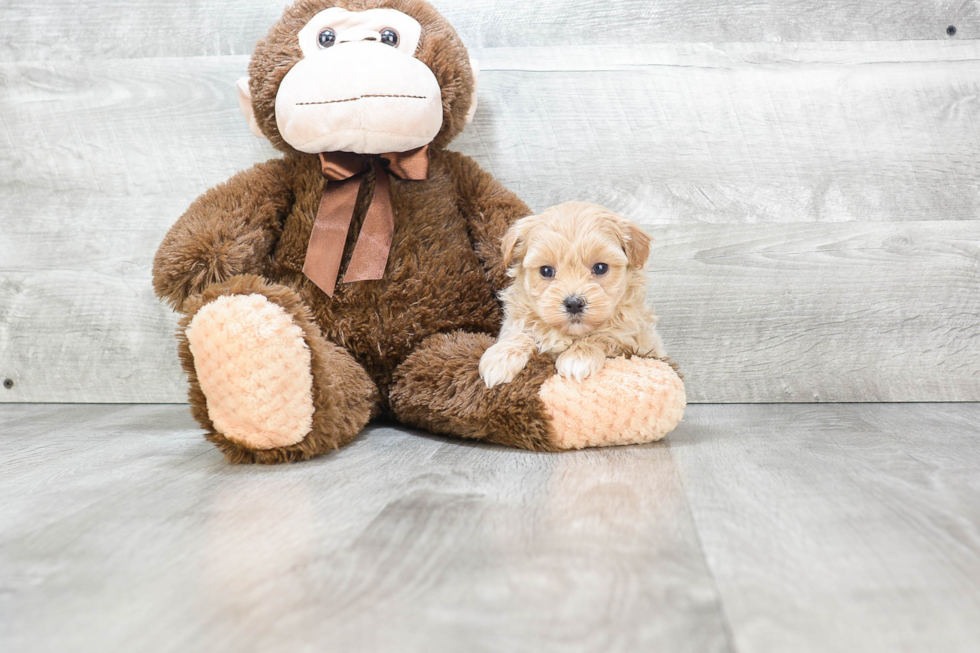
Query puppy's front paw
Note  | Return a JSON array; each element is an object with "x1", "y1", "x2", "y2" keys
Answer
[
  {"x1": 556, "y1": 347, "x2": 606, "y2": 382},
  {"x1": 479, "y1": 342, "x2": 531, "y2": 388}
]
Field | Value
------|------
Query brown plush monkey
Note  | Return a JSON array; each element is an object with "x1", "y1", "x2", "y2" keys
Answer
[{"x1": 152, "y1": 0, "x2": 686, "y2": 464}]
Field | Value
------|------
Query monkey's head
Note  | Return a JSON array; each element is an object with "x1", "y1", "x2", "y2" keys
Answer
[{"x1": 238, "y1": 0, "x2": 477, "y2": 155}]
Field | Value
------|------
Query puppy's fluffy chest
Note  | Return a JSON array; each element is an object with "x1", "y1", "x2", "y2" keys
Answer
[{"x1": 515, "y1": 314, "x2": 656, "y2": 358}]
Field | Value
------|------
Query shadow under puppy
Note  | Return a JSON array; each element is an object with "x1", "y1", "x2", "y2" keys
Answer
[{"x1": 480, "y1": 201, "x2": 667, "y2": 388}]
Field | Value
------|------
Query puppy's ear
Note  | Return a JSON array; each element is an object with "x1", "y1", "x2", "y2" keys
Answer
[
  {"x1": 624, "y1": 222, "x2": 652, "y2": 269},
  {"x1": 501, "y1": 216, "x2": 534, "y2": 272},
  {"x1": 606, "y1": 214, "x2": 652, "y2": 269}
]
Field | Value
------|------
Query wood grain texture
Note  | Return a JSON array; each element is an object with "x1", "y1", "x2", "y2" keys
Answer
[
  {"x1": 2, "y1": 41, "x2": 979, "y2": 402},
  {"x1": 669, "y1": 402, "x2": 980, "y2": 653},
  {"x1": 464, "y1": 42, "x2": 980, "y2": 225},
  {"x1": 3, "y1": 221, "x2": 978, "y2": 403},
  {"x1": 0, "y1": 404, "x2": 732, "y2": 653},
  {"x1": 651, "y1": 221, "x2": 980, "y2": 403},
  {"x1": 5, "y1": 43, "x2": 980, "y2": 221},
  {"x1": 0, "y1": 0, "x2": 975, "y2": 61}
]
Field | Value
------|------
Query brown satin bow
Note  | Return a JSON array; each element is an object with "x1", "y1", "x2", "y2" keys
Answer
[{"x1": 302, "y1": 145, "x2": 429, "y2": 297}]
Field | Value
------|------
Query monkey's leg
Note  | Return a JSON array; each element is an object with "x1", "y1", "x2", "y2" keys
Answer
[
  {"x1": 389, "y1": 331, "x2": 686, "y2": 451},
  {"x1": 178, "y1": 275, "x2": 377, "y2": 464}
]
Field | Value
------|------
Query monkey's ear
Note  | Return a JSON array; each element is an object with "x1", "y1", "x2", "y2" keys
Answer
[
  {"x1": 623, "y1": 222, "x2": 652, "y2": 269},
  {"x1": 237, "y1": 77, "x2": 265, "y2": 139},
  {"x1": 464, "y1": 58, "x2": 479, "y2": 125}
]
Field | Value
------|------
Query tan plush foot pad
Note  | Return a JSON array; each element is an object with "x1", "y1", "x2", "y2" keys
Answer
[
  {"x1": 539, "y1": 357, "x2": 686, "y2": 450},
  {"x1": 186, "y1": 294, "x2": 316, "y2": 450}
]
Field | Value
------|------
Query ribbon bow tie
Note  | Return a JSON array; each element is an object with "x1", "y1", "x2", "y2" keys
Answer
[{"x1": 302, "y1": 145, "x2": 429, "y2": 297}]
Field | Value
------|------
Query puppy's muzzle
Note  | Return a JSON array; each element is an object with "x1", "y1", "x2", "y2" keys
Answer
[{"x1": 563, "y1": 295, "x2": 587, "y2": 315}]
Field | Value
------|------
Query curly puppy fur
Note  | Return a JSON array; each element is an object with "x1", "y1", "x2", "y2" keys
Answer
[{"x1": 480, "y1": 202, "x2": 666, "y2": 387}]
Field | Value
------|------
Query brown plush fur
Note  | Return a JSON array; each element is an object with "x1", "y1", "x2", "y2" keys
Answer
[
  {"x1": 177, "y1": 275, "x2": 379, "y2": 464},
  {"x1": 153, "y1": 0, "x2": 558, "y2": 462},
  {"x1": 389, "y1": 332, "x2": 560, "y2": 451}
]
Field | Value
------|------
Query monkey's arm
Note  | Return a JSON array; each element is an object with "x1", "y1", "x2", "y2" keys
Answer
[
  {"x1": 445, "y1": 150, "x2": 533, "y2": 294},
  {"x1": 152, "y1": 158, "x2": 295, "y2": 312}
]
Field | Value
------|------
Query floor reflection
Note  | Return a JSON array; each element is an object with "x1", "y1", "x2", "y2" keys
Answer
[{"x1": 201, "y1": 477, "x2": 315, "y2": 633}]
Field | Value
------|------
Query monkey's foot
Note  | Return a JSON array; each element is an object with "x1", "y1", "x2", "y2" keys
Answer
[
  {"x1": 538, "y1": 357, "x2": 686, "y2": 450},
  {"x1": 186, "y1": 294, "x2": 316, "y2": 451}
]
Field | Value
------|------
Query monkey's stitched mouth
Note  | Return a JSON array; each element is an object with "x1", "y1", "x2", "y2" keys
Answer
[{"x1": 296, "y1": 94, "x2": 427, "y2": 106}]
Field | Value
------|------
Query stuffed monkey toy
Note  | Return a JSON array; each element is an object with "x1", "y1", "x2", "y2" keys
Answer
[{"x1": 152, "y1": 0, "x2": 686, "y2": 464}]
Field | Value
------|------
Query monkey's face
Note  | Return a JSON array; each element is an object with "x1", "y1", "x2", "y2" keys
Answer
[
  {"x1": 276, "y1": 7, "x2": 442, "y2": 154},
  {"x1": 241, "y1": 2, "x2": 477, "y2": 156}
]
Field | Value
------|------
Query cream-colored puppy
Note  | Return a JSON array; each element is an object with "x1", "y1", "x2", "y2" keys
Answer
[{"x1": 480, "y1": 202, "x2": 666, "y2": 387}]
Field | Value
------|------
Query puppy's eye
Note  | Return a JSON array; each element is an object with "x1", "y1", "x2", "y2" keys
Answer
[
  {"x1": 592, "y1": 263, "x2": 609, "y2": 275},
  {"x1": 540, "y1": 266, "x2": 556, "y2": 278},
  {"x1": 380, "y1": 28, "x2": 399, "y2": 47},
  {"x1": 318, "y1": 28, "x2": 336, "y2": 48}
]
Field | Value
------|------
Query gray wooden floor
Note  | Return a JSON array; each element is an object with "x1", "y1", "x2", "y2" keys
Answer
[{"x1": 2, "y1": 403, "x2": 979, "y2": 653}]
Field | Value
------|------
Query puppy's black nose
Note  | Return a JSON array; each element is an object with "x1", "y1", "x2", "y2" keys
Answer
[{"x1": 563, "y1": 296, "x2": 586, "y2": 315}]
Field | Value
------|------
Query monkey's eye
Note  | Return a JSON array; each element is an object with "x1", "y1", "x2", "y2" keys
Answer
[
  {"x1": 592, "y1": 263, "x2": 609, "y2": 275},
  {"x1": 540, "y1": 266, "x2": 556, "y2": 278},
  {"x1": 380, "y1": 28, "x2": 400, "y2": 47},
  {"x1": 317, "y1": 28, "x2": 336, "y2": 48}
]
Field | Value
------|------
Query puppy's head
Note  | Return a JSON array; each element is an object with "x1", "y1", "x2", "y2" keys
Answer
[{"x1": 501, "y1": 202, "x2": 651, "y2": 337}]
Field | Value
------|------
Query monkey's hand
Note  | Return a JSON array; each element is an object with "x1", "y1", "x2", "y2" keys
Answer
[{"x1": 152, "y1": 159, "x2": 294, "y2": 312}]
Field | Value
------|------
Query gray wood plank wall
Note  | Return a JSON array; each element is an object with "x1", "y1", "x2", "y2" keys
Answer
[{"x1": 1, "y1": 1, "x2": 978, "y2": 403}]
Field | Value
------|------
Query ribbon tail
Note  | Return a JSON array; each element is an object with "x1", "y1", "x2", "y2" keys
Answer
[
  {"x1": 343, "y1": 162, "x2": 394, "y2": 283},
  {"x1": 303, "y1": 176, "x2": 362, "y2": 297}
]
